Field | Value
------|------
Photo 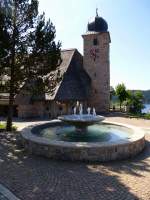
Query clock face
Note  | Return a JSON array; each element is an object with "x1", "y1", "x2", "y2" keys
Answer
[{"x1": 89, "y1": 48, "x2": 99, "y2": 61}]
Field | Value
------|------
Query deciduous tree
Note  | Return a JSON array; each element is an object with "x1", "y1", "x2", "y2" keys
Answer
[
  {"x1": 115, "y1": 83, "x2": 128, "y2": 110},
  {"x1": 127, "y1": 91, "x2": 144, "y2": 114}
]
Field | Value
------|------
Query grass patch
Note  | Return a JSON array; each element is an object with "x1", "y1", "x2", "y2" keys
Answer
[
  {"x1": 0, "y1": 122, "x2": 17, "y2": 131},
  {"x1": 143, "y1": 113, "x2": 150, "y2": 119},
  {"x1": 127, "y1": 113, "x2": 150, "y2": 120}
]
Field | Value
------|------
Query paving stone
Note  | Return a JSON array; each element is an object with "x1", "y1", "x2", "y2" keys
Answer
[
  {"x1": 0, "y1": 131, "x2": 150, "y2": 200},
  {"x1": 0, "y1": 184, "x2": 20, "y2": 200},
  {"x1": 0, "y1": 192, "x2": 9, "y2": 200}
]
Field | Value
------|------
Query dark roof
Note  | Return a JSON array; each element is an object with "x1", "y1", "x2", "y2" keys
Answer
[
  {"x1": 44, "y1": 49, "x2": 76, "y2": 100},
  {"x1": 87, "y1": 15, "x2": 108, "y2": 32},
  {"x1": 46, "y1": 49, "x2": 91, "y2": 101}
]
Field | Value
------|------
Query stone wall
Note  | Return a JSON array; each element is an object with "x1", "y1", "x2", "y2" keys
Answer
[
  {"x1": 82, "y1": 32, "x2": 111, "y2": 112},
  {"x1": 18, "y1": 102, "x2": 45, "y2": 118},
  {"x1": 17, "y1": 100, "x2": 80, "y2": 119}
]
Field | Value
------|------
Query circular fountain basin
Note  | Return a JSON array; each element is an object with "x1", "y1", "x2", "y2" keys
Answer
[{"x1": 21, "y1": 120, "x2": 145, "y2": 162}]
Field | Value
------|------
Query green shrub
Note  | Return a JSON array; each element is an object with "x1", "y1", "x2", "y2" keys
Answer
[{"x1": 144, "y1": 113, "x2": 150, "y2": 119}]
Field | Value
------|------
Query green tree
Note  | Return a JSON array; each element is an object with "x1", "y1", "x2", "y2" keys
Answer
[
  {"x1": 115, "y1": 83, "x2": 128, "y2": 110},
  {"x1": 0, "y1": 0, "x2": 61, "y2": 131},
  {"x1": 127, "y1": 91, "x2": 144, "y2": 114}
]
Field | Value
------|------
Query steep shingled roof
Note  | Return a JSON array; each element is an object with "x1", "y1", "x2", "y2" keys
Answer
[
  {"x1": 46, "y1": 48, "x2": 91, "y2": 101},
  {"x1": 45, "y1": 49, "x2": 76, "y2": 100}
]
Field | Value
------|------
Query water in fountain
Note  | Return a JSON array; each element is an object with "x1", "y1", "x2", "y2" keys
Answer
[
  {"x1": 92, "y1": 108, "x2": 96, "y2": 116},
  {"x1": 87, "y1": 107, "x2": 91, "y2": 115},
  {"x1": 39, "y1": 122, "x2": 133, "y2": 142},
  {"x1": 73, "y1": 107, "x2": 77, "y2": 115},
  {"x1": 79, "y1": 104, "x2": 83, "y2": 116}
]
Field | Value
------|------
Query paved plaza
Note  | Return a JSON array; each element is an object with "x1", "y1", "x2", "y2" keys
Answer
[
  {"x1": 0, "y1": 117, "x2": 150, "y2": 200},
  {"x1": 0, "y1": 184, "x2": 20, "y2": 200}
]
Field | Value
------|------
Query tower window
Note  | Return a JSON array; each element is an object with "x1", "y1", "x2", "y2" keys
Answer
[
  {"x1": 93, "y1": 38, "x2": 98, "y2": 46},
  {"x1": 94, "y1": 89, "x2": 97, "y2": 94}
]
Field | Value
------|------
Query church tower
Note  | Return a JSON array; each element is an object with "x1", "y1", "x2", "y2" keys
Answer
[{"x1": 82, "y1": 10, "x2": 111, "y2": 112}]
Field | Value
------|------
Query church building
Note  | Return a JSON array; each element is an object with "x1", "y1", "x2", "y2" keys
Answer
[{"x1": 0, "y1": 12, "x2": 111, "y2": 118}]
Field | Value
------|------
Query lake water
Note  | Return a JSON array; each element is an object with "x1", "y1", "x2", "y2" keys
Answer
[{"x1": 142, "y1": 104, "x2": 150, "y2": 113}]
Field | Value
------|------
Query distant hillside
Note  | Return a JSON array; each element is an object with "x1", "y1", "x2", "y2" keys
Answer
[{"x1": 130, "y1": 90, "x2": 150, "y2": 103}]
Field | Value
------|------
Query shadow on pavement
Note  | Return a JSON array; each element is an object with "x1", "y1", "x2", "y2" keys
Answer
[{"x1": 0, "y1": 131, "x2": 150, "y2": 199}]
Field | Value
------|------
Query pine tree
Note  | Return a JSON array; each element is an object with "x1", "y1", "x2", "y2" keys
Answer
[{"x1": 0, "y1": 0, "x2": 61, "y2": 131}]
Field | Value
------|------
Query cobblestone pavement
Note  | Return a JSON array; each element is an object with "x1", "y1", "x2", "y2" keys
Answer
[
  {"x1": 0, "y1": 192, "x2": 8, "y2": 200},
  {"x1": 0, "y1": 130, "x2": 150, "y2": 200},
  {"x1": 0, "y1": 185, "x2": 20, "y2": 200}
]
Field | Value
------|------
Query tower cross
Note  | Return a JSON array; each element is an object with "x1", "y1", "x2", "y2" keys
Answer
[{"x1": 96, "y1": 7, "x2": 98, "y2": 16}]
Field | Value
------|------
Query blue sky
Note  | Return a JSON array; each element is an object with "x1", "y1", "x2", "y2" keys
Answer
[{"x1": 39, "y1": 0, "x2": 150, "y2": 90}]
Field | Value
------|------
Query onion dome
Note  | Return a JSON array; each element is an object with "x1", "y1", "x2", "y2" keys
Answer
[{"x1": 87, "y1": 9, "x2": 108, "y2": 32}]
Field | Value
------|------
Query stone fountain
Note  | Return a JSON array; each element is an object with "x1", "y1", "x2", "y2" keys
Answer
[
  {"x1": 20, "y1": 102, "x2": 145, "y2": 162},
  {"x1": 58, "y1": 104, "x2": 105, "y2": 134}
]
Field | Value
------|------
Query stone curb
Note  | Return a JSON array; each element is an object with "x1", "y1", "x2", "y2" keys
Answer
[{"x1": 0, "y1": 184, "x2": 20, "y2": 200}]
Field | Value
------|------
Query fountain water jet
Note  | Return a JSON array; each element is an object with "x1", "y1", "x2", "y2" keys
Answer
[{"x1": 58, "y1": 104, "x2": 104, "y2": 134}]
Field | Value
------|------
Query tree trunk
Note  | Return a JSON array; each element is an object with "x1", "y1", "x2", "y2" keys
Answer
[
  {"x1": 6, "y1": 42, "x2": 15, "y2": 131},
  {"x1": 6, "y1": 58, "x2": 15, "y2": 131},
  {"x1": 6, "y1": 91, "x2": 14, "y2": 131},
  {"x1": 6, "y1": 2, "x2": 16, "y2": 132},
  {"x1": 120, "y1": 102, "x2": 121, "y2": 111},
  {"x1": 6, "y1": 53, "x2": 15, "y2": 131}
]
